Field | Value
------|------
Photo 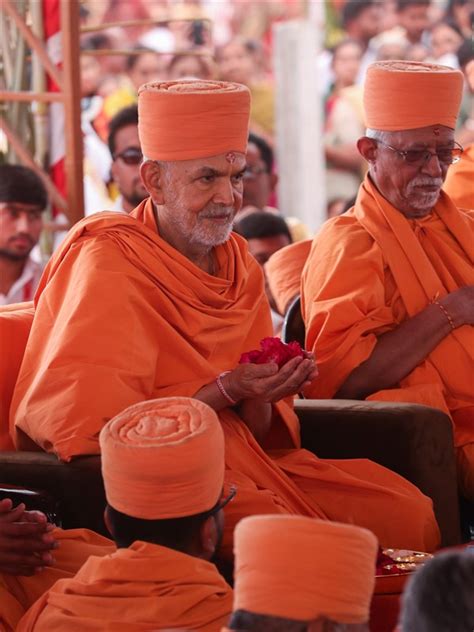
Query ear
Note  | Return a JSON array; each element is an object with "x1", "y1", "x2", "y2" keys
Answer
[
  {"x1": 357, "y1": 137, "x2": 378, "y2": 163},
  {"x1": 199, "y1": 515, "x2": 218, "y2": 560},
  {"x1": 269, "y1": 172, "x2": 278, "y2": 192},
  {"x1": 140, "y1": 160, "x2": 166, "y2": 205},
  {"x1": 103, "y1": 506, "x2": 114, "y2": 538}
]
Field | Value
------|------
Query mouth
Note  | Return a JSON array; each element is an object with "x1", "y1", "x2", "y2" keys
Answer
[{"x1": 9, "y1": 237, "x2": 33, "y2": 249}]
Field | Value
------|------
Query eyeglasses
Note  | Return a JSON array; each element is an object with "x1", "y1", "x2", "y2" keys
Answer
[
  {"x1": 206, "y1": 486, "x2": 237, "y2": 517},
  {"x1": 376, "y1": 140, "x2": 463, "y2": 166},
  {"x1": 243, "y1": 165, "x2": 268, "y2": 179},
  {"x1": 113, "y1": 147, "x2": 143, "y2": 165}
]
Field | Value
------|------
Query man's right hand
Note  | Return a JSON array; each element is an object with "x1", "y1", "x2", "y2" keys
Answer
[
  {"x1": 225, "y1": 354, "x2": 318, "y2": 403},
  {"x1": 441, "y1": 285, "x2": 474, "y2": 327},
  {"x1": 0, "y1": 498, "x2": 58, "y2": 576}
]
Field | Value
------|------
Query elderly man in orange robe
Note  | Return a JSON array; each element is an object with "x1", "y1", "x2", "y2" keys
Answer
[
  {"x1": 227, "y1": 515, "x2": 377, "y2": 631},
  {"x1": 302, "y1": 61, "x2": 474, "y2": 499},
  {"x1": 17, "y1": 397, "x2": 233, "y2": 631},
  {"x1": 11, "y1": 80, "x2": 439, "y2": 556}
]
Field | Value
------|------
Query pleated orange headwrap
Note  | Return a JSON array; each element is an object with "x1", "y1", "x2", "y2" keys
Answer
[
  {"x1": 364, "y1": 61, "x2": 464, "y2": 131},
  {"x1": 138, "y1": 80, "x2": 250, "y2": 161},
  {"x1": 265, "y1": 239, "x2": 312, "y2": 315},
  {"x1": 233, "y1": 515, "x2": 378, "y2": 624},
  {"x1": 100, "y1": 397, "x2": 225, "y2": 519}
]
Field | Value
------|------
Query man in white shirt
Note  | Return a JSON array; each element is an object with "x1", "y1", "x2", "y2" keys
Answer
[{"x1": 0, "y1": 165, "x2": 47, "y2": 305}]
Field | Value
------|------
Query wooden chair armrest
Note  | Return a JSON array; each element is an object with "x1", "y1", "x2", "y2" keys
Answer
[{"x1": 295, "y1": 399, "x2": 461, "y2": 547}]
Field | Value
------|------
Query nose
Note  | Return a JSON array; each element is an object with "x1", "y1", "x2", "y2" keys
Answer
[
  {"x1": 422, "y1": 152, "x2": 443, "y2": 177},
  {"x1": 213, "y1": 177, "x2": 235, "y2": 206},
  {"x1": 15, "y1": 212, "x2": 30, "y2": 233}
]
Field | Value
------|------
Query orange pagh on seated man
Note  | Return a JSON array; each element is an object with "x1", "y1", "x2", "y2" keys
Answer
[
  {"x1": 17, "y1": 397, "x2": 233, "y2": 631},
  {"x1": 302, "y1": 61, "x2": 474, "y2": 499},
  {"x1": 12, "y1": 79, "x2": 439, "y2": 557}
]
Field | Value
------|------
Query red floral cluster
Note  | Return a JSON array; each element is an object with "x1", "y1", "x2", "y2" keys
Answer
[
  {"x1": 376, "y1": 547, "x2": 400, "y2": 576},
  {"x1": 239, "y1": 337, "x2": 305, "y2": 368}
]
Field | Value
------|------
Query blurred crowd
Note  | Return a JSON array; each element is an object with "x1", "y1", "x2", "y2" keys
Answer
[{"x1": 75, "y1": 0, "x2": 473, "y2": 221}]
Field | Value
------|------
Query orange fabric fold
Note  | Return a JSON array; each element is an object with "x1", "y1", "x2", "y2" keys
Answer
[
  {"x1": 0, "y1": 528, "x2": 114, "y2": 632},
  {"x1": 100, "y1": 397, "x2": 224, "y2": 519},
  {"x1": 302, "y1": 176, "x2": 474, "y2": 450},
  {"x1": 443, "y1": 143, "x2": 474, "y2": 210},
  {"x1": 233, "y1": 515, "x2": 377, "y2": 623},
  {"x1": 12, "y1": 198, "x2": 439, "y2": 557},
  {"x1": 0, "y1": 302, "x2": 33, "y2": 450},
  {"x1": 16, "y1": 541, "x2": 233, "y2": 631},
  {"x1": 363, "y1": 61, "x2": 463, "y2": 131},
  {"x1": 265, "y1": 239, "x2": 312, "y2": 315},
  {"x1": 138, "y1": 80, "x2": 250, "y2": 160}
]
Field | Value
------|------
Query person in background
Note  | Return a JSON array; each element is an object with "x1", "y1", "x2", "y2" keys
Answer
[
  {"x1": 396, "y1": 0, "x2": 431, "y2": 46},
  {"x1": 341, "y1": 0, "x2": 382, "y2": 81},
  {"x1": 227, "y1": 515, "x2": 377, "y2": 632},
  {"x1": 167, "y1": 53, "x2": 216, "y2": 80},
  {"x1": 17, "y1": 398, "x2": 233, "y2": 631},
  {"x1": 108, "y1": 105, "x2": 148, "y2": 214},
  {"x1": 429, "y1": 19, "x2": 463, "y2": 66},
  {"x1": 233, "y1": 211, "x2": 292, "y2": 333},
  {"x1": 126, "y1": 46, "x2": 168, "y2": 94},
  {"x1": 241, "y1": 132, "x2": 278, "y2": 212},
  {"x1": 399, "y1": 549, "x2": 474, "y2": 632},
  {"x1": 216, "y1": 37, "x2": 275, "y2": 138},
  {"x1": 446, "y1": 0, "x2": 474, "y2": 39},
  {"x1": 0, "y1": 166, "x2": 47, "y2": 305}
]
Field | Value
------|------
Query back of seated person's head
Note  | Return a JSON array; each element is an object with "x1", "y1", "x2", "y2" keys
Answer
[
  {"x1": 234, "y1": 211, "x2": 291, "y2": 243},
  {"x1": 400, "y1": 550, "x2": 474, "y2": 632},
  {"x1": 100, "y1": 397, "x2": 228, "y2": 561},
  {"x1": 229, "y1": 516, "x2": 377, "y2": 632},
  {"x1": 0, "y1": 164, "x2": 48, "y2": 210}
]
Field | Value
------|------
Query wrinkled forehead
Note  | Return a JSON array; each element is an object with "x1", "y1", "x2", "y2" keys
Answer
[
  {"x1": 169, "y1": 151, "x2": 247, "y2": 174},
  {"x1": 385, "y1": 124, "x2": 455, "y2": 146}
]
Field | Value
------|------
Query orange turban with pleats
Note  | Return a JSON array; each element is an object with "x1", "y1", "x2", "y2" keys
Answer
[
  {"x1": 364, "y1": 61, "x2": 463, "y2": 131},
  {"x1": 100, "y1": 397, "x2": 225, "y2": 519},
  {"x1": 138, "y1": 80, "x2": 250, "y2": 161},
  {"x1": 265, "y1": 239, "x2": 312, "y2": 315},
  {"x1": 233, "y1": 515, "x2": 378, "y2": 624}
]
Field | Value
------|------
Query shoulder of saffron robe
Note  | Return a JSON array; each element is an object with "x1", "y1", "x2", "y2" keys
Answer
[{"x1": 301, "y1": 210, "x2": 394, "y2": 399}]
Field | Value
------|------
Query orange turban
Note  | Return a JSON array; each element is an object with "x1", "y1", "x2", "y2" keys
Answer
[
  {"x1": 265, "y1": 239, "x2": 312, "y2": 315},
  {"x1": 100, "y1": 397, "x2": 224, "y2": 519},
  {"x1": 138, "y1": 80, "x2": 250, "y2": 161},
  {"x1": 233, "y1": 515, "x2": 378, "y2": 624},
  {"x1": 364, "y1": 61, "x2": 464, "y2": 131}
]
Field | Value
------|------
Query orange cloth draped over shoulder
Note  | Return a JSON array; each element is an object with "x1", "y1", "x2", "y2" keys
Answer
[
  {"x1": 17, "y1": 542, "x2": 233, "y2": 632},
  {"x1": 233, "y1": 515, "x2": 377, "y2": 624},
  {"x1": 363, "y1": 61, "x2": 464, "y2": 130},
  {"x1": 443, "y1": 143, "x2": 474, "y2": 211},
  {"x1": 265, "y1": 239, "x2": 312, "y2": 315},
  {"x1": 138, "y1": 80, "x2": 250, "y2": 161},
  {"x1": 302, "y1": 178, "x2": 474, "y2": 486},
  {"x1": 11, "y1": 198, "x2": 439, "y2": 556},
  {"x1": 0, "y1": 302, "x2": 33, "y2": 450},
  {"x1": 0, "y1": 528, "x2": 114, "y2": 632}
]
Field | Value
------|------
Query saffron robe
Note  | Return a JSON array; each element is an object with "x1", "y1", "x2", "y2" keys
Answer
[
  {"x1": 12, "y1": 199, "x2": 439, "y2": 555},
  {"x1": 17, "y1": 541, "x2": 233, "y2": 631},
  {"x1": 443, "y1": 143, "x2": 474, "y2": 211},
  {"x1": 0, "y1": 528, "x2": 114, "y2": 632},
  {"x1": 302, "y1": 177, "x2": 474, "y2": 496}
]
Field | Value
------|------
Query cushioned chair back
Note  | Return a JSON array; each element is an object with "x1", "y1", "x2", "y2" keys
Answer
[
  {"x1": 281, "y1": 295, "x2": 306, "y2": 349},
  {"x1": 0, "y1": 302, "x2": 34, "y2": 449}
]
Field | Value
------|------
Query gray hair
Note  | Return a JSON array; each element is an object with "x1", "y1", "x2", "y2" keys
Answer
[
  {"x1": 365, "y1": 128, "x2": 389, "y2": 142},
  {"x1": 400, "y1": 550, "x2": 474, "y2": 632}
]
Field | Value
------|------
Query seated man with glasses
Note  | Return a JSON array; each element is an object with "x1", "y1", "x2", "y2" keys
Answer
[
  {"x1": 108, "y1": 105, "x2": 148, "y2": 214},
  {"x1": 17, "y1": 397, "x2": 234, "y2": 630},
  {"x1": 302, "y1": 60, "x2": 474, "y2": 500}
]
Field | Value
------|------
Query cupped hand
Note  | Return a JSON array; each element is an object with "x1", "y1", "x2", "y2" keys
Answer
[
  {"x1": 225, "y1": 352, "x2": 318, "y2": 403},
  {"x1": 0, "y1": 498, "x2": 58, "y2": 576}
]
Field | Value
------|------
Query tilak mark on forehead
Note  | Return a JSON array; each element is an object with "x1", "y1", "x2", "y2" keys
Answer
[{"x1": 226, "y1": 152, "x2": 236, "y2": 164}]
